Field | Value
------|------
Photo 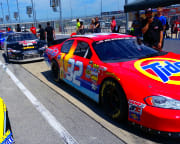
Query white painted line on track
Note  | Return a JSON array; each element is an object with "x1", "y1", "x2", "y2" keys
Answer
[{"x1": 0, "y1": 61, "x2": 79, "y2": 144}]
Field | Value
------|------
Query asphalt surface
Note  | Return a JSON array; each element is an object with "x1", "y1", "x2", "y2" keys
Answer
[
  {"x1": 0, "y1": 37, "x2": 180, "y2": 144},
  {"x1": 0, "y1": 51, "x2": 125, "y2": 144},
  {"x1": 163, "y1": 39, "x2": 180, "y2": 54}
]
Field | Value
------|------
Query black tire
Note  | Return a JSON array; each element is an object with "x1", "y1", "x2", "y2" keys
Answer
[
  {"x1": 6, "y1": 52, "x2": 9, "y2": 63},
  {"x1": 51, "y1": 60, "x2": 60, "y2": 82},
  {"x1": 100, "y1": 79, "x2": 128, "y2": 122}
]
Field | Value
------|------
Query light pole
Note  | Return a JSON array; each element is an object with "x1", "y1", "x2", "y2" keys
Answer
[
  {"x1": 7, "y1": 0, "x2": 11, "y2": 23},
  {"x1": 31, "y1": 0, "x2": 36, "y2": 26},
  {"x1": 16, "y1": 0, "x2": 20, "y2": 23},
  {"x1": 70, "y1": 0, "x2": 72, "y2": 19},
  {"x1": 125, "y1": 0, "x2": 128, "y2": 34},
  {"x1": 69, "y1": 0, "x2": 72, "y2": 33},
  {"x1": 58, "y1": 0, "x2": 63, "y2": 33},
  {"x1": 0, "y1": 2, "x2": 4, "y2": 25},
  {"x1": 101, "y1": 0, "x2": 102, "y2": 17}
]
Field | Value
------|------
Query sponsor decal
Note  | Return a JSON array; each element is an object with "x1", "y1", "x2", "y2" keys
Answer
[
  {"x1": 85, "y1": 65, "x2": 91, "y2": 79},
  {"x1": 128, "y1": 100, "x2": 146, "y2": 121},
  {"x1": 91, "y1": 83, "x2": 97, "y2": 91},
  {"x1": 85, "y1": 64, "x2": 99, "y2": 81},
  {"x1": 23, "y1": 46, "x2": 34, "y2": 49},
  {"x1": 85, "y1": 64, "x2": 100, "y2": 90},
  {"x1": 85, "y1": 64, "x2": 108, "y2": 91},
  {"x1": 134, "y1": 58, "x2": 180, "y2": 85},
  {"x1": 19, "y1": 40, "x2": 37, "y2": 46}
]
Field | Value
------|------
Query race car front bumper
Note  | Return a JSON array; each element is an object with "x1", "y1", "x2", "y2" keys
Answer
[
  {"x1": 129, "y1": 105, "x2": 180, "y2": 136},
  {"x1": 9, "y1": 56, "x2": 44, "y2": 62},
  {"x1": 8, "y1": 52, "x2": 44, "y2": 62}
]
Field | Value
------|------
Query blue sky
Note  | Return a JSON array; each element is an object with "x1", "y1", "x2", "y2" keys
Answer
[{"x1": 0, "y1": 0, "x2": 135, "y2": 23}]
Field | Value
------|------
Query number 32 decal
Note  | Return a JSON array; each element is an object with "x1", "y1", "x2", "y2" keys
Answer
[{"x1": 66, "y1": 59, "x2": 83, "y2": 86}]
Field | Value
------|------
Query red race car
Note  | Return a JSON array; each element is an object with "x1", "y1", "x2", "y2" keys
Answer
[{"x1": 44, "y1": 33, "x2": 180, "y2": 136}]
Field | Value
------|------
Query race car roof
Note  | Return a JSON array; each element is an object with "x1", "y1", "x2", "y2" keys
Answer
[{"x1": 72, "y1": 33, "x2": 134, "y2": 42}]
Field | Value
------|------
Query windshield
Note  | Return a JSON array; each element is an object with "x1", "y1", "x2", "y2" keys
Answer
[
  {"x1": 7, "y1": 33, "x2": 37, "y2": 42},
  {"x1": 93, "y1": 38, "x2": 167, "y2": 62}
]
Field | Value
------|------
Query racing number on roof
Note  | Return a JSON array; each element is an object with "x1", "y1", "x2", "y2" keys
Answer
[{"x1": 66, "y1": 59, "x2": 83, "y2": 86}]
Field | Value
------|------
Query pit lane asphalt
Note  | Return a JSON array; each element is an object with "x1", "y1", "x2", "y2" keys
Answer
[
  {"x1": 0, "y1": 38, "x2": 180, "y2": 144},
  {"x1": 0, "y1": 51, "x2": 125, "y2": 144}
]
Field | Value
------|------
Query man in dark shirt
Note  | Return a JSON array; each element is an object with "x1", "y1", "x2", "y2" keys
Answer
[
  {"x1": 141, "y1": 8, "x2": 163, "y2": 51},
  {"x1": 94, "y1": 17, "x2": 101, "y2": 33},
  {"x1": 16, "y1": 24, "x2": 21, "y2": 32},
  {"x1": 45, "y1": 22, "x2": 56, "y2": 46},
  {"x1": 38, "y1": 24, "x2": 45, "y2": 40}
]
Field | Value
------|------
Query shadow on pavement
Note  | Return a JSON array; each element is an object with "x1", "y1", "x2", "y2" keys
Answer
[{"x1": 41, "y1": 70, "x2": 180, "y2": 144}]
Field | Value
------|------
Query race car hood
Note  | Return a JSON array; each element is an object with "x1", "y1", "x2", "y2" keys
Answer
[{"x1": 106, "y1": 52, "x2": 180, "y2": 100}]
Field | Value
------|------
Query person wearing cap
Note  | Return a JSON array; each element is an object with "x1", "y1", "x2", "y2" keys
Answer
[{"x1": 141, "y1": 8, "x2": 163, "y2": 51}]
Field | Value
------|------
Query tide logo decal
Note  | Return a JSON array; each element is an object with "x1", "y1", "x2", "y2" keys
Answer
[{"x1": 134, "y1": 58, "x2": 180, "y2": 85}]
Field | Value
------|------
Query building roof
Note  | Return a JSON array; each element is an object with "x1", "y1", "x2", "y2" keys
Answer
[{"x1": 124, "y1": 0, "x2": 180, "y2": 12}]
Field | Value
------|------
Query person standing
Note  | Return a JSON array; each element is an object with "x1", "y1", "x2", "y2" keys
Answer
[
  {"x1": 7, "y1": 27, "x2": 12, "y2": 32},
  {"x1": 174, "y1": 20, "x2": 179, "y2": 39},
  {"x1": 154, "y1": 7, "x2": 166, "y2": 47},
  {"x1": 45, "y1": 22, "x2": 56, "y2": 46},
  {"x1": 94, "y1": 17, "x2": 101, "y2": 33},
  {"x1": 76, "y1": 18, "x2": 80, "y2": 34},
  {"x1": 171, "y1": 22, "x2": 175, "y2": 38},
  {"x1": 79, "y1": 21, "x2": 85, "y2": 35},
  {"x1": 111, "y1": 16, "x2": 116, "y2": 33},
  {"x1": 89, "y1": 18, "x2": 95, "y2": 33},
  {"x1": 132, "y1": 13, "x2": 142, "y2": 37},
  {"x1": 141, "y1": 8, "x2": 163, "y2": 51},
  {"x1": 37, "y1": 24, "x2": 45, "y2": 40},
  {"x1": 30, "y1": 24, "x2": 36, "y2": 35},
  {"x1": 16, "y1": 24, "x2": 21, "y2": 32}
]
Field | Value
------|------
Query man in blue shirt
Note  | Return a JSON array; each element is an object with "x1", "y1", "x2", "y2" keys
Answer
[{"x1": 154, "y1": 7, "x2": 166, "y2": 48}]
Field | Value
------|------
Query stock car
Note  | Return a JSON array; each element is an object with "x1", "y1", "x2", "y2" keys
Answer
[
  {"x1": 4, "y1": 32, "x2": 47, "y2": 62},
  {"x1": 0, "y1": 97, "x2": 14, "y2": 144},
  {"x1": 44, "y1": 33, "x2": 180, "y2": 136}
]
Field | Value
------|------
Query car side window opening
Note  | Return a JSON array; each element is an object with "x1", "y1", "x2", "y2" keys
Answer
[
  {"x1": 61, "y1": 40, "x2": 74, "y2": 53},
  {"x1": 74, "y1": 41, "x2": 92, "y2": 59}
]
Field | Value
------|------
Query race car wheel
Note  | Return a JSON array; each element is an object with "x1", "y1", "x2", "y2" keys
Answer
[
  {"x1": 101, "y1": 79, "x2": 128, "y2": 122},
  {"x1": 51, "y1": 60, "x2": 60, "y2": 82}
]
